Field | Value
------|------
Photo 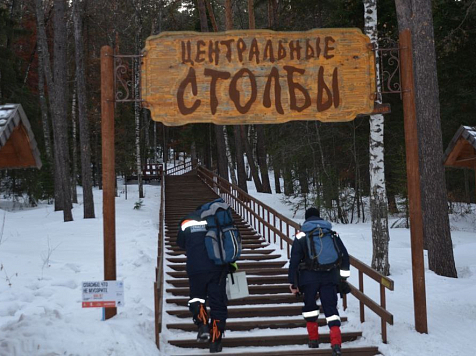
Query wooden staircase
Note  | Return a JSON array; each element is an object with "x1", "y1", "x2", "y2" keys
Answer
[{"x1": 162, "y1": 174, "x2": 380, "y2": 355}]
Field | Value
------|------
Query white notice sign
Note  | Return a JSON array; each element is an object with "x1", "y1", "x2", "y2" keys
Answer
[{"x1": 82, "y1": 281, "x2": 124, "y2": 308}]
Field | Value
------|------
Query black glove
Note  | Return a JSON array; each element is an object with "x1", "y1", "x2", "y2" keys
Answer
[{"x1": 338, "y1": 279, "x2": 351, "y2": 298}]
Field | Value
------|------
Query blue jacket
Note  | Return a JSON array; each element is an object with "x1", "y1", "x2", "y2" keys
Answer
[
  {"x1": 176, "y1": 210, "x2": 224, "y2": 277},
  {"x1": 288, "y1": 216, "x2": 350, "y2": 287}
]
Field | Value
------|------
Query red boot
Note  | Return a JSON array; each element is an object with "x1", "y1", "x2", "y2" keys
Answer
[{"x1": 306, "y1": 321, "x2": 319, "y2": 348}]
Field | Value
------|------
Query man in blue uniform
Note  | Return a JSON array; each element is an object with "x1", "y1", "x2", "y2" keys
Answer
[
  {"x1": 288, "y1": 208, "x2": 350, "y2": 356},
  {"x1": 177, "y1": 205, "x2": 228, "y2": 353}
]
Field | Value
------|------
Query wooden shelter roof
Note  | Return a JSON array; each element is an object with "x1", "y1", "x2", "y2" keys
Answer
[
  {"x1": 0, "y1": 104, "x2": 42, "y2": 169},
  {"x1": 443, "y1": 125, "x2": 476, "y2": 169}
]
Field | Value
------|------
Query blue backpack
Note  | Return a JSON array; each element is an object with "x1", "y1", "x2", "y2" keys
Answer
[
  {"x1": 300, "y1": 219, "x2": 341, "y2": 271},
  {"x1": 200, "y1": 198, "x2": 242, "y2": 265}
]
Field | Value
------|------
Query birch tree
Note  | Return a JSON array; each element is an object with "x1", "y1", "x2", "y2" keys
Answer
[
  {"x1": 363, "y1": 0, "x2": 390, "y2": 275},
  {"x1": 133, "y1": 0, "x2": 144, "y2": 198}
]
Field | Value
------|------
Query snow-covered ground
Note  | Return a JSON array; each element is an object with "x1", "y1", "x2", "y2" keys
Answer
[{"x1": 0, "y1": 176, "x2": 475, "y2": 356}]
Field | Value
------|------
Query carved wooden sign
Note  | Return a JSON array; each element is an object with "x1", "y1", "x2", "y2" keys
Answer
[{"x1": 141, "y1": 29, "x2": 375, "y2": 126}]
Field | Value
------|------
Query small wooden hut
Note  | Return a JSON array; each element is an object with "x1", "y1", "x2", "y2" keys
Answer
[
  {"x1": 0, "y1": 104, "x2": 42, "y2": 169},
  {"x1": 444, "y1": 125, "x2": 476, "y2": 168},
  {"x1": 443, "y1": 125, "x2": 476, "y2": 201}
]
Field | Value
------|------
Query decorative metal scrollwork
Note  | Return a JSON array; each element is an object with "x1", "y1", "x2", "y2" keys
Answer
[
  {"x1": 114, "y1": 54, "x2": 144, "y2": 103},
  {"x1": 374, "y1": 37, "x2": 402, "y2": 99}
]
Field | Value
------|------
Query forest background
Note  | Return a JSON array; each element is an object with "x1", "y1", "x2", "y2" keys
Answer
[{"x1": 0, "y1": 0, "x2": 475, "y2": 239}]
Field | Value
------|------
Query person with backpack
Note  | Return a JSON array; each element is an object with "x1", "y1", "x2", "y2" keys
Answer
[
  {"x1": 176, "y1": 198, "x2": 241, "y2": 353},
  {"x1": 288, "y1": 207, "x2": 351, "y2": 356}
]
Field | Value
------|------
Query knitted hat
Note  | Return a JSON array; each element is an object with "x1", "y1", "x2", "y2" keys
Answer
[{"x1": 305, "y1": 207, "x2": 320, "y2": 220}]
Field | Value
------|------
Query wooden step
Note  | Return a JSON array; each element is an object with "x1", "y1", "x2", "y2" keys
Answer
[
  {"x1": 167, "y1": 284, "x2": 291, "y2": 296},
  {"x1": 166, "y1": 275, "x2": 289, "y2": 287},
  {"x1": 165, "y1": 236, "x2": 267, "y2": 246},
  {"x1": 166, "y1": 317, "x2": 348, "y2": 331},
  {"x1": 166, "y1": 267, "x2": 288, "y2": 278},
  {"x1": 166, "y1": 254, "x2": 281, "y2": 264},
  {"x1": 168, "y1": 332, "x2": 362, "y2": 349},
  {"x1": 166, "y1": 294, "x2": 305, "y2": 306},
  {"x1": 167, "y1": 260, "x2": 286, "y2": 272},
  {"x1": 167, "y1": 305, "x2": 312, "y2": 318},
  {"x1": 188, "y1": 347, "x2": 381, "y2": 355},
  {"x1": 166, "y1": 243, "x2": 271, "y2": 252},
  {"x1": 166, "y1": 249, "x2": 276, "y2": 256}
]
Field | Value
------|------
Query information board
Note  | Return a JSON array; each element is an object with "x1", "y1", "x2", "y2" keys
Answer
[{"x1": 82, "y1": 281, "x2": 124, "y2": 308}]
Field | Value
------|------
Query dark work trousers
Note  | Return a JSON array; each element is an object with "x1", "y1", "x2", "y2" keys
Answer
[
  {"x1": 188, "y1": 270, "x2": 228, "y2": 322},
  {"x1": 301, "y1": 281, "x2": 341, "y2": 328}
]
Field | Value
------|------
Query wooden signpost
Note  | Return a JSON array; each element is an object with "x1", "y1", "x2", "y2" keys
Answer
[{"x1": 142, "y1": 29, "x2": 376, "y2": 125}]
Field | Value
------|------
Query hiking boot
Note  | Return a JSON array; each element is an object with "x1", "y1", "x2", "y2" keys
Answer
[
  {"x1": 308, "y1": 339, "x2": 319, "y2": 348},
  {"x1": 209, "y1": 340, "x2": 222, "y2": 353},
  {"x1": 332, "y1": 344, "x2": 342, "y2": 356},
  {"x1": 209, "y1": 319, "x2": 224, "y2": 353},
  {"x1": 197, "y1": 323, "x2": 209, "y2": 343}
]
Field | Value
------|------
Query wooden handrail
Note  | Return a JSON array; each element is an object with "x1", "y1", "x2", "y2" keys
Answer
[
  {"x1": 154, "y1": 165, "x2": 166, "y2": 348},
  {"x1": 197, "y1": 166, "x2": 296, "y2": 257},
  {"x1": 196, "y1": 165, "x2": 394, "y2": 343},
  {"x1": 165, "y1": 161, "x2": 193, "y2": 176}
]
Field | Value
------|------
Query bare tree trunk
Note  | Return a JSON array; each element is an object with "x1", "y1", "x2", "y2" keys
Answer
[
  {"x1": 283, "y1": 166, "x2": 293, "y2": 196},
  {"x1": 225, "y1": 0, "x2": 247, "y2": 191},
  {"x1": 197, "y1": 0, "x2": 228, "y2": 180},
  {"x1": 395, "y1": 0, "x2": 457, "y2": 278},
  {"x1": 241, "y1": 126, "x2": 262, "y2": 191},
  {"x1": 37, "y1": 38, "x2": 52, "y2": 161},
  {"x1": 256, "y1": 126, "x2": 272, "y2": 193},
  {"x1": 273, "y1": 164, "x2": 281, "y2": 194},
  {"x1": 36, "y1": 0, "x2": 73, "y2": 221},
  {"x1": 246, "y1": 2, "x2": 272, "y2": 193},
  {"x1": 233, "y1": 126, "x2": 248, "y2": 192},
  {"x1": 154, "y1": 122, "x2": 158, "y2": 162},
  {"x1": 71, "y1": 80, "x2": 78, "y2": 204},
  {"x1": 35, "y1": 0, "x2": 62, "y2": 210},
  {"x1": 364, "y1": 0, "x2": 390, "y2": 276},
  {"x1": 215, "y1": 126, "x2": 229, "y2": 180},
  {"x1": 53, "y1": 0, "x2": 73, "y2": 221},
  {"x1": 73, "y1": 0, "x2": 95, "y2": 218}
]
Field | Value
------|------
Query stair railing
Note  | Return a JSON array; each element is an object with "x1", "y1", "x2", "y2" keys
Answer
[
  {"x1": 154, "y1": 164, "x2": 166, "y2": 348},
  {"x1": 196, "y1": 165, "x2": 394, "y2": 343},
  {"x1": 165, "y1": 160, "x2": 193, "y2": 176},
  {"x1": 197, "y1": 166, "x2": 296, "y2": 257}
]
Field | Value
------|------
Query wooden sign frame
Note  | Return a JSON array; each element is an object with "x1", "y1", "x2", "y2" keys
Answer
[{"x1": 141, "y1": 28, "x2": 376, "y2": 126}]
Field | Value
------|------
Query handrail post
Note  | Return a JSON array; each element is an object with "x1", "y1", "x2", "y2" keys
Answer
[
  {"x1": 267, "y1": 211, "x2": 271, "y2": 243},
  {"x1": 380, "y1": 284, "x2": 387, "y2": 343},
  {"x1": 359, "y1": 270, "x2": 365, "y2": 322}
]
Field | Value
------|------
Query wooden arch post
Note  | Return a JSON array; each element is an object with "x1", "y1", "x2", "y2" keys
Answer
[
  {"x1": 399, "y1": 29, "x2": 428, "y2": 334},
  {"x1": 101, "y1": 45, "x2": 117, "y2": 320}
]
